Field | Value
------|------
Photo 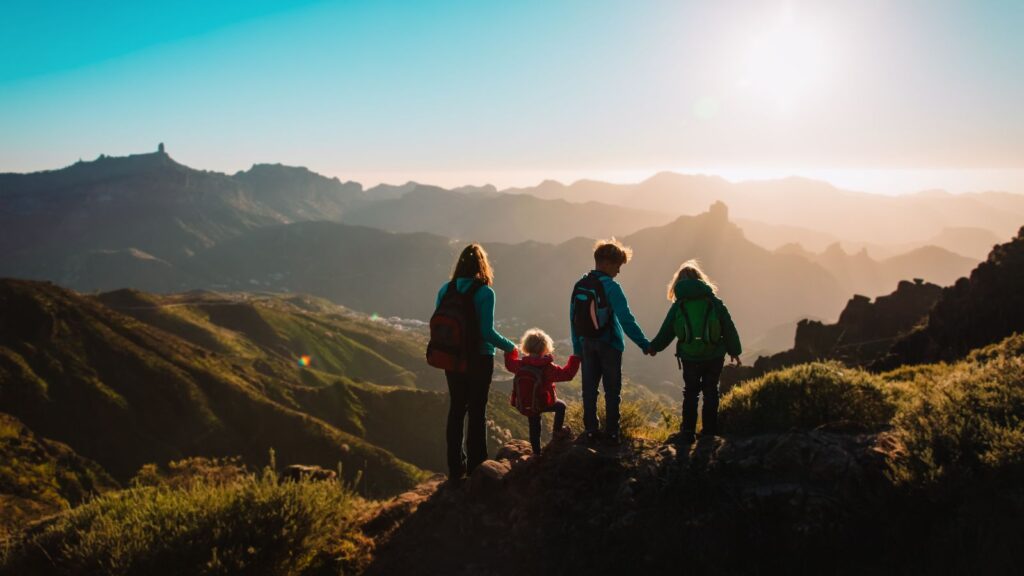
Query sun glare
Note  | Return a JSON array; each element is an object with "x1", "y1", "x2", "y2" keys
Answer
[{"x1": 736, "y1": 8, "x2": 833, "y2": 111}]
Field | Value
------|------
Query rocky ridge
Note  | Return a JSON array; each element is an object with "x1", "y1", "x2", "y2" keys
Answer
[{"x1": 362, "y1": 432, "x2": 911, "y2": 575}]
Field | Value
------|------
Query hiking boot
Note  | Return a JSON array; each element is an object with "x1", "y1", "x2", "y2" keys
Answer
[
  {"x1": 603, "y1": 432, "x2": 621, "y2": 446},
  {"x1": 441, "y1": 475, "x2": 465, "y2": 491},
  {"x1": 698, "y1": 426, "x2": 719, "y2": 441},
  {"x1": 553, "y1": 426, "x2": 574, "y2": 440},
  {"x1": 580, "y1": 429, "x2": 602, "y2": 444},
  {"x1": 670, "y1": 430, "x2": 696, "y2": 445}
]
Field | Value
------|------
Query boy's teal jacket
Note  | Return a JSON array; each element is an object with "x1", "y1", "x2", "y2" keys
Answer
[
  {"x1": 569, "y1": 270, "x2": 650, "y2": 355},
  {"x1": 648, "y1": 278, "x2": 742, "y2": 362},
  {"x1": 436, "y1": 278, "x2": 516, "y2": 356}
]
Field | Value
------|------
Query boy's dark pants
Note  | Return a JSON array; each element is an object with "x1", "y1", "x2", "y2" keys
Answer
[
  {"x1": 681, "y1": 356, "x2": 725, "y2": 435},
  {"x1": 445, "y1": 353, "x2": 494, "y2": 478},
  {"x1": 581, "y1": 338, "x2": 623, "y2": 435},
  {"x1": 528, "y1": 399, "x2": 567, "y2": 454}
]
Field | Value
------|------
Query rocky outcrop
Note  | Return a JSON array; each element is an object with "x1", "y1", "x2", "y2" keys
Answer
[
  {"x1": 362, "y1": 432, "x2": 907, "y2": 575},
  {"x1": 725, "y1": 279, "x2": 942, "y2": 386},
  {"x1": 876, "y1": 226, "x2": 1024, "y2": 368}
]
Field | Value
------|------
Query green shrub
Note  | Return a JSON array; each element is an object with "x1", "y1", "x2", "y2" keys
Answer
[
  {"x1": 0, "y1": 469, "x2": 371, "y2": 576},
  {"x1": 719, "y1": 362, "x2": 897, "y2": 435},
  {"x1": 887, "y1": 343, "x2": 1024, "y2": 486}
]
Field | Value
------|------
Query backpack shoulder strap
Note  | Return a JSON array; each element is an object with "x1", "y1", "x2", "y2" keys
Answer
[
  {"x1": 589, "y1": 272, "x2": 609, "y2": 308},
  {"x1": 677, "y1": 299, "x2": 694, "y2": 342},
  {"x1": 700, "y1": 297, "x2": 714, "y2": 342},
  {"x1": 466, "y1": 279, "x2": 485, "y2": 297}
]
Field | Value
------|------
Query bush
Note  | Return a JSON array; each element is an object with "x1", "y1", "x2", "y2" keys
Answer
[
  {"x1": 0, "y1": 468, "x2": 371, "y2": 576},
  {"x1": 885, "y1": 337, "x2": 1024, "y2": 487},
  {"x1": 719, "y1": 362, "x2": 897, "y2": 435}
]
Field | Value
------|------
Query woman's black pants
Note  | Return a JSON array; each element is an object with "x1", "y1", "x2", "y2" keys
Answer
[{"x1": 445, "y1": 354, "x2": 494, "y2": 478}]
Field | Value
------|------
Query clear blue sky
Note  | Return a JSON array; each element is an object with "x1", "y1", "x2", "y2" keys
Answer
[{"x1": 2, "y1": 0, "x2": 1022, "y2": 192}]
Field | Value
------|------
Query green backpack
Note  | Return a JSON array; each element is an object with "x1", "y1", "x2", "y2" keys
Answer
[{"x1": 673, "y1": 297, "x2": 722, "y2": 357}]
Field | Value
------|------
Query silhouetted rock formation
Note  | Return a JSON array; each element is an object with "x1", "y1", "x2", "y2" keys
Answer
[
  {"x1": 363, "y1": 434, "x2": 915, "y2": 575},
  {"x1": 725, "y1": 279, "x2": 943, "y2": 386},
  {"x1": 876, "y1": 226, "x2": 1024, "y2": 368}
]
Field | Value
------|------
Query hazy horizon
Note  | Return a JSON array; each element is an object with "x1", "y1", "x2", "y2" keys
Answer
[{"x1": 7, "y1": 145, "x2": 1023, "y2": 197}]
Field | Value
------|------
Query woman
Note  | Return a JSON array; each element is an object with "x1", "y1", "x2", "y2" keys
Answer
[
  {"x1": 435, "y1": 244, "x2": 517, "y2": 484},
  {"x1": 648, "y1": 260, "x2": 741, "y2": 442}
]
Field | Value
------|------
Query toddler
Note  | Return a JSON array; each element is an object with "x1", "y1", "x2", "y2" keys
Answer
[{"x1": 504, "y1": 328, "x2": 580, "y2": 454}]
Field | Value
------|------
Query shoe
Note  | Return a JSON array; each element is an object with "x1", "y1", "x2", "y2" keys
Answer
[
  {"x1": 581, "y1": 429, "x2": 602, "y2": 444},
  {"x1": 670, "y1": 430, "x2": 695, "y2": 445},
  {"x1": 553, "y1": 426, "x2": 574, "y2": 440},
  {"x1": 603, "y1": 432, "x2": 621, "y2": 446},
  {"x1": 442, "y1": 475, "x2": 465, "y2": 490}
]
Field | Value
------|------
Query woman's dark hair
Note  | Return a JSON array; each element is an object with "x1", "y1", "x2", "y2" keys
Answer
[{"x1": 451, "y1": 243, "x2": 494, "y2": 285}]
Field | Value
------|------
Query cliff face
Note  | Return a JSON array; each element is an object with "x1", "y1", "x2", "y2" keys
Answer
[
  {"x1": 877, "y1": 226, "x2": 1024, "y2": 368},
  {"x1": 723, "y1": 279, "x2": 942, "y2": 387}
]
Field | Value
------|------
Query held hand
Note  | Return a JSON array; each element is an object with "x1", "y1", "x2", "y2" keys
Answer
[{"x1": 729, "y1": 354, "x2": 742, "y2": 366}]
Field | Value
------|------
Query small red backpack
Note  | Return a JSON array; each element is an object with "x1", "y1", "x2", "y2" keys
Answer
[{"x1": 512, "y1": 364, "x2": 553, "y2": 416}]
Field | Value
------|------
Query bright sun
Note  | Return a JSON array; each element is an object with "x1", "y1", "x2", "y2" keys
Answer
[{"x1": 737, "y1": 9, "x2": 833, "y2": 111}]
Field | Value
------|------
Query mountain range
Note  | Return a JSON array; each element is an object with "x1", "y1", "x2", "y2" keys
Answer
[
  {"x1": 508, "y1": 172, "x2": 1024, "y2": 248},
  {"x1": 0, "y1": 148, "x2": 1009, "y2": 391}
]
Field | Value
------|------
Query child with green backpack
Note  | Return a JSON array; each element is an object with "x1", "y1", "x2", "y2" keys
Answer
[{"x1": 648, "y1": 260, "x2": 741, "y2": 443}]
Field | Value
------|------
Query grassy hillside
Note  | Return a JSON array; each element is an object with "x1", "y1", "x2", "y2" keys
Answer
[
  {"x1": 95, "y1": 289, "x2": 441, "y2": 390},
  {"x1": 0, "y1": 413, "x2": 117, "y2": 539},
  {"x1": 0, "y1": 279, "x2": 425, "y2": 497}
]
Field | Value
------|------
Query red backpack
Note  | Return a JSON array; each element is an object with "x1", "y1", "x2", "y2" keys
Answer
[
  {"x1": 426, "y1": 279, "x2": 482, "y2": 372},
  {"x1": 512, "y1": 364, "x2": 552, "y2": 416}
]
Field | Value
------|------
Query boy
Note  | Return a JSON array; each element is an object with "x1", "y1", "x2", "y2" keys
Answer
[{"x1": 569, "y1": 238, "x2": 651, "y2": 445}]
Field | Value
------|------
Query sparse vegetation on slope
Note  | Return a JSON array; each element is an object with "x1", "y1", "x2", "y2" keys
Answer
[
  {"x1": 0, "y1": 413, "x2": 117, "y2": 539},
  {"x1": 0, "y1": 466, "x2": 371, "y2": 576}
]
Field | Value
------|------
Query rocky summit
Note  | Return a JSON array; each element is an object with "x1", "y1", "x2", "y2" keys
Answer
[{"x1": 363, "y1": 431, "x2": 911, "y2": 576}]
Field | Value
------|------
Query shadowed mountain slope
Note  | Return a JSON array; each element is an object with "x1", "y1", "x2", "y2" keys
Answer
[
  {"x1": 0, "y1": 412, "x2": 117, "y2": 538},
  {"x1": 878, "y1": 226, "x2": 1024, "y2": 367},
  {"x1": 723, "y1": 279, "x2": 944, "y2": 387},
  {"x1": 0, "y1": 279, "x2": 426, "y2": 496}
]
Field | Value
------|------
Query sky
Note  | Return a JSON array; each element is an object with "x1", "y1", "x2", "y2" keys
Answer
[{"x1": 1, "y1": 0, "x2": 1023, "y2": 194}]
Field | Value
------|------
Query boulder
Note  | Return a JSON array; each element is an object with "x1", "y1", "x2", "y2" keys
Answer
[
  {"x1": 468, "y1": 460, "x2": 511, "y2": 496},
  {"x1": 279, "y1": 464, "x2": 337, "y2": 483},
  {"x1": 494, "y1": 440, "x2": 532, "y2": 463}
]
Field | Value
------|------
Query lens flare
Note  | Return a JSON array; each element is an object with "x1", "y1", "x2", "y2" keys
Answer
[{"x1": 298, "y1": 355, "x2": 312, "y2": 367}]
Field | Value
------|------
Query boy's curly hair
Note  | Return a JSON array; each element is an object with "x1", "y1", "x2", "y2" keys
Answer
[{"x1": 593, "y1": 237, "x2": 632, "y2": 265}]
